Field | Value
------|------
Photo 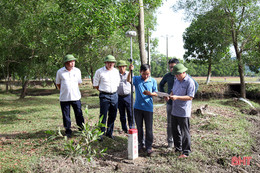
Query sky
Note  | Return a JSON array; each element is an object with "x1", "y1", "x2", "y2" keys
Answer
[{"x1": 151, "y1": 0, "x2": 190, "y2": 59}]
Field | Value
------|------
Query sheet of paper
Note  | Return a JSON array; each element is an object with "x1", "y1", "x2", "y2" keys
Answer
[{"x1": 156, "y1": 91, "x2": 170, "y2": 97}]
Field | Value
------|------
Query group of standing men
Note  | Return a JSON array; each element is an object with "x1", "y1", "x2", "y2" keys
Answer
[{"x1": 56, "y1": 54, "x2": 197, "y2": 158}]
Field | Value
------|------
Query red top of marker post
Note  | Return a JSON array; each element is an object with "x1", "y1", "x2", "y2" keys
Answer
[{"x1": 128, "y1": 129, "x2": 137, "y2": 134}]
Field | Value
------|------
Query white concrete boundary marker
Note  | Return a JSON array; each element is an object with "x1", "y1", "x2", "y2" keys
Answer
[{"x1": 128, "y1": 129, "x2": 138, "y2": 160}]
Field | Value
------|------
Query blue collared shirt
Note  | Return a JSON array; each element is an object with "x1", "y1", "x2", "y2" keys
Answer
[
  {"x1": 171, "y1": 74, "x2": 195, "y2": 117},
  {"x1": 133, "y1": 76, "x2": 158, "y2": 112}
]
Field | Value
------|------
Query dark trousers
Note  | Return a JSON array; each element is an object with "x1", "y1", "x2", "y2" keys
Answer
[
  {"x1": 171, "y1": 116, "x2": 191, "y2": 155},
  {"x1": 99, "y1": 92, "x2": 118, "y2": 136},
  {"x1": 118, "y1": 95, "x2": 134, "y2": 131},
  {"x1": 134, "y1": 108, "x2": 153, "y2": 150},
  {"x1": 166, "y1": 103, "x2": 173, "y2": 144},
  {"x1": 60, "y1": 100, "x2": 84, "y2": 135}
]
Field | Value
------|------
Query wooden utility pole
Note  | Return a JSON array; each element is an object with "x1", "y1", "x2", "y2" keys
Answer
[{"x1": 138, "y1": 0, "x2": 147, "y2": 65}]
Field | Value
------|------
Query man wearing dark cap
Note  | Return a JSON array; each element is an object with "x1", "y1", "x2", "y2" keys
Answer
[
  {"x1": 117, "y1": 60, "x2": 133, "y2": 133},
  {"x1": 56, "y1": 54, "x2": 85, "y2": 138},
  {"x1": 159, "y1": 58, "x2": 179, "y2": 149},
  {"x1": 93, "y1": 55, "x2": 120, "y2": 140},
  {"x1": 167, "y1": 63, "x2": 195, "y2": 158}
]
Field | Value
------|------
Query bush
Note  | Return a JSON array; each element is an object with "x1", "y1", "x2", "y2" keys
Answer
[{"x1": 45, "y1": 106, "x2": 107, "y2": 162}]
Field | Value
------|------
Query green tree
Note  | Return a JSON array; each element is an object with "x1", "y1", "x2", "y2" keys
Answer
[
  {"x1": 183, "y1": 58, "x2": 240, "y2": 77},
  {"x1": 0, "y1": 0, "x2": 54, "y2": 97},
  {"x1": 120, "y1": 0, "x2": 163, "y2": 65},
  {"x1": 150, "y1": 54, "x2": 178, "y2": 77},
  {"x1": 175, "y1": 0, "x2": 260, "y2": 98},
  {"x1": 0, "y1": 0, "x2": 163, "y2": 98},
  {"x1": 183, "y1": 7, "x2": 231, "y2": 84}
]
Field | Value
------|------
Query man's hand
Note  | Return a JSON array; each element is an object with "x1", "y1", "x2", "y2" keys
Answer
[
  {"x1": 93, "y1": 86, "x2": 99, "y2": 90},
  {"x1": 169, "y1": 95, "x2": 193, "y2": 101},
  {"x1": 143, "y1": 90, "x2": 151, "y2": 95},
  {"x1": 129, "y1": 64, "x2": 134, "y2": 71},
  {"x1": 57, "y1": 84, "x2": 61, "y2": 90},
  {"x1": 164, "y1": 96, "x2": 170, "y2": 101},
  {"x1": 127, "y1": 65, "x2": 134, "y2": 83},
  {"x1": 169, "y1": 95, "x2": 178, "y2": 101},
  {"x1": 143, "y1": 90, "x2": 158, "y2": 97}
]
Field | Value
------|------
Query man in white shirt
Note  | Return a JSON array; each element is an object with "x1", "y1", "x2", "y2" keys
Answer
[
  {"x1": 93, "y1": 55, "x2": 120, "y2": 140},
  {"x1": 56, "y1": 54, "x2": 85, "y2": 138},
  {"x1": 117, "y1": 60, "x2": 133, "y2": 133}
]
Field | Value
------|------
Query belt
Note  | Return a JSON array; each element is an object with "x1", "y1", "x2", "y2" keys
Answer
[{"x1": 100, "y1": 91, "x2": 117, "y2": 95}]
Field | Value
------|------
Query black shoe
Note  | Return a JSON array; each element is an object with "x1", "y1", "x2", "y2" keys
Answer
[
  {"x1": 138, "y1": 145, "x2": 145, "y2": 153},
  {"x1": 98, "y1": 135, "x2": 103, "y2": 142},
  {"x1": 175, "y1": 149, "x2": 182, "y2": 154},
  {"x1": 105, "y1": 134, "x2": 115, "y2": 139},
  {"x1": 78, "y1": 127, "x2": 84, "y2": 131},
  {"x1": 65, "y1": 133, "x2": 72, "y2": 138},
  {"x1": 146, "y1": 148, "x2": 153, "y2": 156}
]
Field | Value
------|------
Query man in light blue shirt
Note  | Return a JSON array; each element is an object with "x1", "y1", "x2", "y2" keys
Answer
[
  {"x1": 168, "y1": 63, "x2": 195, "y2": 158},
  {"x1": 127, "y1": 64, "x2": 158, "y2": 156}
]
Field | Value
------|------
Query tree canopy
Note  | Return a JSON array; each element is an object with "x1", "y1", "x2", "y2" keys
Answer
[
  {"x1": 183, "y1": 7, "x2": 231, "y2": 84},
  {"x1": 175, "y1": 0, "x2": 260, "y2": 98},
  {"x1": 0, "y1": 0, "x2": 163, "y2": 98}
]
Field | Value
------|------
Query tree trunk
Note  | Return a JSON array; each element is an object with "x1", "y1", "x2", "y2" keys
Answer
[
  {"x1": 20, "y1": 80, "x2": 29, "y2": 99},
  {"x1": 5, "y1": 61, "x2": 10, "y2": 93},
  {"x1": 138, "y1": 0, "x2": 147, "y2": 65},
  {"x1": 5, "y1": 77, "x2": 9, "y2": 93},
  {"x1": 85, "y1": 65, "x2": 94, "y2": 84},
  {"x1": 147, "y1": 28, "x2": 150, "y2": 66},
  {"x1": 206, "y1": 62, "x2": 212, "y2": 85},
  {"x1": 53, "y1": 80, "x2": 58, "y2": 89},
  {"x1": 237, "y1": 54, "x2": 246, "y2": 98},
  {"x1": 90, "y1": 66, "x2": 94, "y2": 84},
  {"x1": 229, "y1": 18, "x2": 246, "y2": 98}
]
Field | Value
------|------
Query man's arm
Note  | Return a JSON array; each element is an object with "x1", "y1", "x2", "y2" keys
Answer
[
  {"x1": 93, "y1": 86, "x2": 99, "y2": 90},
  {"x1": 159, "y1": 75, "x2": 167, "y2": 92},
  {"x1": 57, "y1": 84, "x2": 61, "y2": 90},
  {"x1": 143, "y1": 79, "x2": 158, "y2": 97},
  {"x1": 143, "y1": 90, "x2": 158, "y2": 97},
  {"x1": 127, "y1": 64, "x2": 134, "y2": 83},
  {"x1": 169, "y1": 95, "x2": 193, "y2": 101},
  {"x1": 92, "y1": 69, "x2": 100, "y2": 91}
]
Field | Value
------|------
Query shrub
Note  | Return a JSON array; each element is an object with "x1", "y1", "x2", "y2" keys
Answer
[{"x1": 45, "y1": 106, "x2": 107, "y2": 162}]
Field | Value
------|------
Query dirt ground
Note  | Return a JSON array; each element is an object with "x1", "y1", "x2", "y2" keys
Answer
[
  {"x1": 34, "y1": 103, "x2": 260, "y2": 173},
  {"x1": 3, "y1": 83, "x2": 258, "y2": 172}
]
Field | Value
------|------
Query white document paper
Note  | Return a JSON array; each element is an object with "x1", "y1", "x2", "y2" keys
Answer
[{"x1": 156, "y1": 91, "x2": 170, "y2": 98}]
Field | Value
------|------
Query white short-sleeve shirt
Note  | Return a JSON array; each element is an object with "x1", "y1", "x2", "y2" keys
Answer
[
  {"x1": 93, "y1": 66, "x2": 120, "y2": 93},
  {"x1": 56, "y1": 67, "x2": 82, "y2": 101}
]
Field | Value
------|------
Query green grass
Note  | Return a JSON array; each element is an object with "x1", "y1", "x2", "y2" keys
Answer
[
  {"x1": 0, "y1": 86, "x2": 259, "y2": 172},
  {"x1": 193, "y1": 76, "x2": 259, "y2": 83}
]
